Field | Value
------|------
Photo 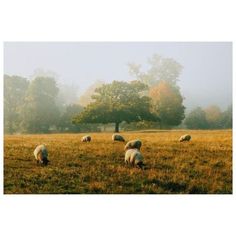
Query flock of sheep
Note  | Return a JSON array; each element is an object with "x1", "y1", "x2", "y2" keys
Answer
[{"x1": 34, "y1": 133, "x2": 191, "y2": 169}]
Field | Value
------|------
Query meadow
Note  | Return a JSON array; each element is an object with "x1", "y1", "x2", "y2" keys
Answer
[{"x1": 4, "y1": 130, "x2": 232, "y2": 194}]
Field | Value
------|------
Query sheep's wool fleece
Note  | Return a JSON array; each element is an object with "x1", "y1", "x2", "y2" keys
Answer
[
  {"x1": 34, "y1": 145, "x2": 48, "y2": 160},
  {"x1": 179, "y1": 134, "x2": 191, "y2": 141},
  {"x1": 112, "y1": 134, "x2": 125, "y2": 141},
  {"x1": 82, "y1": 136, "x2": 91, "y2": 141},
  {"x1": 124, "y1": 139, "x2": 142, "y2": 150},
  {"x1": 125, "y1": 149, "x2": 143, "y2": 164}
]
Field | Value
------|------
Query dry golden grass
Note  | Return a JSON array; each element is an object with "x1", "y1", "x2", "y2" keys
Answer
[{"x1": 4, "y1": 130, "x2": 232, "y2": 194}]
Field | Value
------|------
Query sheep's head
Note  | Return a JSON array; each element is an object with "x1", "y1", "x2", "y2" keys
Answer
[
  {"x1": 42, "y1": 159, "x2": 49, "y2": 166},
  {"x1": 136, "y1": 161, "x2": 144, "y2": 170}
]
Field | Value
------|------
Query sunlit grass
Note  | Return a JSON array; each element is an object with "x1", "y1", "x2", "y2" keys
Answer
[{"x1": 4, "y1": 130, "x2": 232, "y2": 194}]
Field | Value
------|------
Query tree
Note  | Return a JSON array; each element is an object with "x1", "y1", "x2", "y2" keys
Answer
[
  {"x1": 204, "y1": 105, "x2": 222, "y2": 129},
  {"x1": 128, "y1": 54, "x2": 185, "y2": 129},
  {"x1": 220, "y1": 105, "x2": 232, "y2": 129},
  {"x1": 73, "y1": 80, "x2": 159, "y2": 132},
  {"x1": 78, "y1": 80, "x2": 104, "y2": 107},
  {"x1": 58, "y1": 104, "x2": 83, "y2": 132},
  {"x1": 20, "y1": 77, "x2": 60, "y2": 133},
  {"x1": 149, "y1": 81, "x2": 185, "y2": 127},
  {"x1": 184, "y1": 107, "x2": 208, "y2": 129},
  {"x1": 129, "y1": 54, "x2": 183, "y2": 87},
  {"x1": 4, "y1": 75, "x2": 29, "y2": 133}
]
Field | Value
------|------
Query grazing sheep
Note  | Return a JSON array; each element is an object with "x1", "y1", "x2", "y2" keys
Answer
[
  {"x1": 179, "y1": 134, "x2": 191, "y2": 142},
  {"x1": 112, "y1": 134, "x2": 125, "y2": 142},
  {"x1": 124, "y1": 139, "x2": 142, "y2": 151},
  {"x1": 81, "y1": 135, "x2": 91, "y2": 142},
  {"x1": 125, "y1": 148, "x2": 144, "y2": 169},
  {"x1": 33, "y1": 144, "x2": 49, "y2": 165}
]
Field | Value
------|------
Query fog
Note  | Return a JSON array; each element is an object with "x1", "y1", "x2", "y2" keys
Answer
[{"x1": 4, "y1": 42, "x2": 232, "y2": 110}]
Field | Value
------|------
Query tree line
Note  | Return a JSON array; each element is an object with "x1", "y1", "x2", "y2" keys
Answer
[
  {"x1": 4, "y1": 75, "x2": 97, "y2": 134},
  {"x1": 4, "y1": 54, "x2": 232, "y2": 134},
  {"x1": 184, "y1": 105, "x2": 232, "y2": 129}
]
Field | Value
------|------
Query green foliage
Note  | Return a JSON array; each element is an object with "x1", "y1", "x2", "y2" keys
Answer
[
  {"x1": 220, "y1": 105, "x2": 232, "y2": 129},
  {"x1": 73, "y1": 80, "x2": 159, "y2": 132},
  {"x1": 185, "y1": 107, "x2": 209, "y2": 129},
  {"x1": 185, "y1": 105, "x2": 232, "y2": 130},
  {"x1": 20, "y1": 77, "x2": 60, "y2": 133},
  {"x1": 4, "y1": 75, "x2": 102, "y2": 134},
  {"x1": 57, "y1": 104, "x2": 101, "y2": 132},
  {"x1": 4, "y1": 75, "x2": 29, "y2": 133},
  {"x1": 58, "y1": 104, "x2": 83, "y2": 132}
]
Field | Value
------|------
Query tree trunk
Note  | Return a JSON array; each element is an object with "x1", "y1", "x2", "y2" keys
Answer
[{"x1": 115, "y1": 122, "x2": 119, "y2": 133}]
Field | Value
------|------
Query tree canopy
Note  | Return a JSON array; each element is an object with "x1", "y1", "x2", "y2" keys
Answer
[
  {"x1": 185, "y1": 105, "x2": 232, "y2": 130},
  {"x1": 4, "y1": 75, "x2": 29, "y2": 133},
  {"x1": 220, "y1": 105, "x2": 232, "y2": 129},
  {"x1": 73, "y1": 80, "x2": 159, "y2": 132},
  {"x1": 149, "y1": 80, "x2": 185, "y2": 127},
  {"x1": 128, "y1": 54, "x2": 185, "y2": 128},
  {"x1": 78, "y1": 80, "x2": 104, "y2": 107},
  {"x1": 129, "y1": 54, "x2": 183, "y2": 87},
  {"x1": 184, "y1": 107, "x2": 209, "y2": 129},
  {"x1": 204, "y1": 105, "x2": 222, "y2": 129},
  {"x1": 58, "y1": 104, "x2": 83, "y2": 132},
  {"x1": 20, "y1": 77, "x2": 60, "y2": 133}
]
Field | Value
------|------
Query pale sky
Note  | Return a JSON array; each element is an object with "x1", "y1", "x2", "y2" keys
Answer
[{"x1": 4, "y1": 42, "x2": 232, "y2": 111}]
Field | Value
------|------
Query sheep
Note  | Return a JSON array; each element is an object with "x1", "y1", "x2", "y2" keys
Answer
[
  {"x1": 125, "y1": 148, "x2": 144, "y2": 169},
  {"x1": 124, "y1": 139, "x2": 142, "y2": 151},
  {"x1": 81, "y1": 135, "x2": 91, "y2": 142},
  {"x1": 33, "y1": 144, "x2": 49, "y2": 165},
  {"x1": 112, "y1": 134, "x2": 125, "y2": 142},
  {"x1": 179, "y1": 134, "x2": 191, "y2": 142}
]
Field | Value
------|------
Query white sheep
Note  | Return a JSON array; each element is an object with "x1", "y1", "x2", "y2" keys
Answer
[
  {"x1": 33, "y1": 144, "x2": 49, "y2": 165},
  {"x1": 81, "y1": 135, "x2": 91, "y2": 142},
  {"x1": 179, "y1": 134, "x2": 191, "y2": 142},
  {"x1": 124, "y1": 139, "x2": 142, "y2": 151},
  {"x1": 112, "y1": 134, "x2": 125, "y2": 142},
  {"x1": 125, "y1": 148, "x2": 144, "y2": 169}
]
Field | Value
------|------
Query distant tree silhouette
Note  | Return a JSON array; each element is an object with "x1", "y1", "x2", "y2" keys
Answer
[
  {"x1": 20, "y1": 77, "x2": 60, "y2": 133},
  {"x1": 4, "y1": 75, "x2": 29, "y2": 134},
  {"x1": 149, "y1": 81, "x2": 185, "y2": 127},
  {"x1": 185, "y1": 107, "x2": 209, "y2": 129}
]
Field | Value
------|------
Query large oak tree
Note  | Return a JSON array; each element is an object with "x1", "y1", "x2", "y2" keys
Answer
[{"x1": 73, "y1": 80, "x2": 159, "y2": 132}]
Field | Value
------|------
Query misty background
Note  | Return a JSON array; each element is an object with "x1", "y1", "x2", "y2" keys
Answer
[{"x1": 4, "y1": 42, "x2": 232, "y2": 111}]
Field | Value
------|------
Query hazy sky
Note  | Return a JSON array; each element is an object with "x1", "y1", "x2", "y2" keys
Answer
[{"x1": 4, "y1": 42, "x2": 232, "y2": 111}]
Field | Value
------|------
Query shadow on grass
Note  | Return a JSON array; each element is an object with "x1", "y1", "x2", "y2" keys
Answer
[{"x1": 145, "y1": 179, "x2": 187, "y2": 193}]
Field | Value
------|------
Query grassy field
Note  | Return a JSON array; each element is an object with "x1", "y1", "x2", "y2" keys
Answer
[{"x1": 4, "y1": 130, "x2": 232, "y2": 194}]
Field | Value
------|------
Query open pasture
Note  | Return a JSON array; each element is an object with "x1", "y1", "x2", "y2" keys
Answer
[{"x1": 4, "y1": 130, "x2": 232, "y2": 194}]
